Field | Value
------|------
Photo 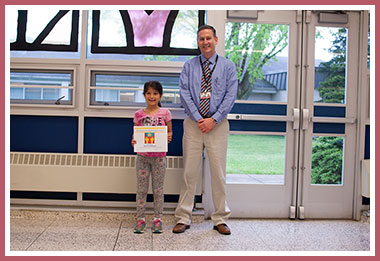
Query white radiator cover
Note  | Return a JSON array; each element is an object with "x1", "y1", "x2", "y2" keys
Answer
[{"x1": 10, "y1": 152, "x2": 202, "y2": 196}]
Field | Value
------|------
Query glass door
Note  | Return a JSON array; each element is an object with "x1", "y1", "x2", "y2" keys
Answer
[
  {"x1": 297, "y1": 11, "x2": 360, "y2": 219},
  {"x1": 202, "y1": 10, "x2": 363, "y2": 219},
  {"x1": 203, "y1": 10, "x2": 302, "y2": 218}
]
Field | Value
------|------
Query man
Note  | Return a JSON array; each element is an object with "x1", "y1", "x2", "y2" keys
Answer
[{"x1": 173, "y1": 25, "x2": 238, "y2": 235}]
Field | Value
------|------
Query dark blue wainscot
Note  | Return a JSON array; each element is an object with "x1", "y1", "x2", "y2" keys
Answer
[
  {"x1": 10, "y1": 115, "x2": 78, "y2": 153},
  {"x1": 83, "y1": 117, "x2": 183, "y2": 156}
]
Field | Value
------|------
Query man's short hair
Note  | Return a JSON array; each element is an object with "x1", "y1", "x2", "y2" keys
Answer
[{"x1": 197, "y1": 25, "x2": 217, "y2": 38}]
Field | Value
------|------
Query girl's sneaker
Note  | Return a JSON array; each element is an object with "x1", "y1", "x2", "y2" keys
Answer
[
  {"x1": 134, "y1": 219, "x2": 146, "y2": 234},
  {"x1": 152, "y1": 219, "x2": 163, "y2": 233}
]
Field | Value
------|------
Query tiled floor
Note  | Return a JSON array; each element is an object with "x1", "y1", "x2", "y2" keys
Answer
[{"x1": 9, "y1": 208, "x2": 371, "y2": 253}]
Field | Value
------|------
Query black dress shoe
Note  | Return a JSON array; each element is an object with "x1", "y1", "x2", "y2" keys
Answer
[{"x1": 213, "y1": 223, "x2": 231, "y2": 235}]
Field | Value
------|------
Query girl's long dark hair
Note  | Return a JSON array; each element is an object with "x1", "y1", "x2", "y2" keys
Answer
[{"x1": 143, "y1": 81, "x2": 163, "y2": 107}]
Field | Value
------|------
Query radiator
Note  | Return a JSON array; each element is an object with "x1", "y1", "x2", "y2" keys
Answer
[{"x1": 10, "y1": 152, "x2": 203, "y2": 208}]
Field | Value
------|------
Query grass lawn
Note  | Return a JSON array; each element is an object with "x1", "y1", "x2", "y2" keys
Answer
[{"x1": 227, "y1": 134, "x2": 285, "y2": 175}]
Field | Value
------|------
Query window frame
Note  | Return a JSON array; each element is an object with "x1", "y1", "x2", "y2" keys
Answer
[
  {"x1": 84, "y1": 61, "x2": 184, "y2": 111},
  {"x1": 89, "y1": 10, "x2": 205, "y2": 56},
  {"x1": 88, "y1": 70, "x2": 182, "y2": 108},
  {"x1": 10, "y1": 63, "x2": 78, "y2": 109},
  {"x1": 10, "y1": 10, "x2": 80, "y2": 53}
]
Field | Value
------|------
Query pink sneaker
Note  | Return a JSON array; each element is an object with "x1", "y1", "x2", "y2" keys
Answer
[
  {"x1": 152, "y1": 219, "x2": 163, "y2": 233},
  {"x1": 134, "y1": 219, "x2": 146, "y2": 234}
]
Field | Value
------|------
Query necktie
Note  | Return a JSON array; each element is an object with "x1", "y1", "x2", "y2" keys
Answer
[{"x1": 199, "y1": 59, "x2": 211, "y2": 117}]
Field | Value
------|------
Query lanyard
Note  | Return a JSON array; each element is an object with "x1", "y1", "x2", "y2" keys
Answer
[{"x1": 200, "y1": 55, "x2": 219, "y2": 80}]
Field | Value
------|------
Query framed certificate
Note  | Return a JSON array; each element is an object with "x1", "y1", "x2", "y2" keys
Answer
[{"x1": 134, "y1": 126, "x2": 168, "y2": 153}]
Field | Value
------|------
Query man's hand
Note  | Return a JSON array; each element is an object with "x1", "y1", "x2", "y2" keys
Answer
[{"x1": 198, "y1": 118, "x2": 216, "y2": 133}]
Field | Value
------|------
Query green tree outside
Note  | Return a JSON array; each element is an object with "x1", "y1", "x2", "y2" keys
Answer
[
  {"x1": 311, "y1": 136, "x2": 344, "y2": 184},
  {"x1": 312, "y1": 28, "x2": 347, "y2": 184},
  {"x1": 225, "y1": 22, "x2": 289, "y2": 100},
  {"x1": 315, "y1": 28, "x2": 347, "y2": 103}
]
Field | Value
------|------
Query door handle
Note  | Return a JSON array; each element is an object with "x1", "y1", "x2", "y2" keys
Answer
[
  {"x1": 293, "y1": 108, "x2": 300, "y2": 130},
  {"x1": 302, "y1": 109, "x2": 310, "y2": 130}
]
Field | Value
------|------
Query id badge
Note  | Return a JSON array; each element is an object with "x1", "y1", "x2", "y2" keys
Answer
[{"x1": 200, "y1": 91, "x2": 211, "y2": 99}]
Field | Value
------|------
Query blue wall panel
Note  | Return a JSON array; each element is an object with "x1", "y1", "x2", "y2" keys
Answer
[
  {"x1": 313, "y1": 106, "x2": 346, "y2": 118},
  {"x1": 84, "y1": 117, "x2": 183, "y2": 156},
  {"x1": 10, "y1": 115, "x2": 78, "y2": 153},
  {"x1": 313, "y1": 123, "x2": 345, "y2": 134},
  {"x1": 365, "y1": 124, "x2": 370, "y2": 159},
  {"x1": 168, "y1": 119, "x2": 183, "y2": 156},
  {"x1": 84, "y1": 117, "x2": 134, "y2": 154},
  {"x1": 230, "y1": 120, "x2": 286, "y2": 132},
  {"x1": 230, "y1": 103, "x2": 287, "y2": 116}
]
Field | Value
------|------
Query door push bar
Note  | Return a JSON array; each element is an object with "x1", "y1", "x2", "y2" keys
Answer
[
  {"x1": 302, "y1": 108, "x2": 310, "y2": 130},
  {"x1": 292, "y1": 108, "x2": 310, "y2": 130},
  {"x1": 292, "y1": 108, "x2": 300, "y2": 130},
  {"x1": 228, "y1": 108, "x2": 355, "y2": 129},
  {"x1": 293, "y1": 107, "x2": 356, "y2": 131}
]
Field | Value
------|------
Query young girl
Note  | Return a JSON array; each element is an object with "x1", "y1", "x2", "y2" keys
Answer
[{"x1": 131, "y1": 81, "x2": 172, "y2": 234}]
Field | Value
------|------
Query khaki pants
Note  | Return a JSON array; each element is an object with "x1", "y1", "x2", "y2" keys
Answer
[{"x1": 175, "y1": 117, "x2": 231, "y2": 226}]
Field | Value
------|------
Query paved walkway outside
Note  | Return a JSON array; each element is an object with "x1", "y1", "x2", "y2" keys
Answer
[{"x1": 227, "y1": 174, "x2": 284, "y2": 184}]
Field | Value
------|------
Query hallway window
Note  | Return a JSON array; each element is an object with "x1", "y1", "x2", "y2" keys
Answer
[
  {"x1": 89, "y1": 71, "x2": 180, "y2": 106},
  {"x1": 10, "y1": 70, "x2": 73, "y2": 105}
]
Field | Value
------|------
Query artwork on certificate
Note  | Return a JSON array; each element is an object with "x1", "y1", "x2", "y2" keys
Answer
[
  {"x1": 134, "y1": 126, "x2": 167, "y2": 152},
  {"x1": 144, "y1": 132, "x2": 155, "y2": 144}
]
